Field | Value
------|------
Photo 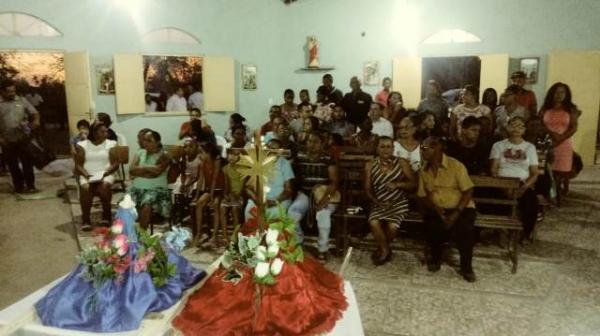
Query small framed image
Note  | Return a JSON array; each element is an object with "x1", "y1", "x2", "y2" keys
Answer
[
  {"x1": 242, "y1": 64, "x2": 257, "y2": 90},
  {"x1": 519, "y1": 57, "x2": 539, "y2": 84},
  {"x1": 96, "y1": 64, "x2": 115, "y2": 95},
  {"x1": 363, "y1": 61, "x2": 380, "y2": 86}
]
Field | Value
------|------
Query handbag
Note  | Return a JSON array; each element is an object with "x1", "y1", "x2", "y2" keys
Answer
[{"x1": 26, "y1": 135, "x2": 56, "y2": 170}]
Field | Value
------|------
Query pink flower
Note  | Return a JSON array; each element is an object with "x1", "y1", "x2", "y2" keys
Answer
[
  {"x1": 111, "y1": 219, "x2": 124, "y2": 234},
  {"x1": 112, "y1": 234, "x2": 129, "y2": 256},
  {"x1": 134, "y1": 250, "x2": 156, "y2": 273}
]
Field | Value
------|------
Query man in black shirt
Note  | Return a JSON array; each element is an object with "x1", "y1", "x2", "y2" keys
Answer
[
  {"x1": 317, "y1": 73, "x2": 343, "y2": 105},
  {"x1": 341, "y1": 76, "x2": 373, "y2": 126},
  {"x1": 446, "y1": 116, "x2": 491, "y2": 175}
]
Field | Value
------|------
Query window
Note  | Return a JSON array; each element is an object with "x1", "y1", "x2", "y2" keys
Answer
[
  {"x1": 0, "y1": 12, "x2": 61, "y2": 37},
  {"x1": 142, "y1": 28, "x2": 200, "y2": 45},
  {"x1": 423, "y1": 29, "x2": 480, "y2": 44}
]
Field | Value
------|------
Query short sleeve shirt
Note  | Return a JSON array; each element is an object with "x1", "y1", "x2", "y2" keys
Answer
[
  {"x1": 452, "y1": 104, "x2": 491, "y2": 136},
  {"x1": 490, "y1": 139, "x2": 538, "y2": 181},
  {"x1": 417, "y1": 155, "x2": 475, "y2": 209},
  {"x1": 266, "y1": 157, "x2": 294, "y2": 200},
  {"x1": 0, "y1": 97, "x2": 34, "y2": 142}
]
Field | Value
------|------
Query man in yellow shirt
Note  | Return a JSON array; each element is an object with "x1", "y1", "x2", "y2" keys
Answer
[{"x1": 418, "y1": 136, "x2": 477, "y2": 282}]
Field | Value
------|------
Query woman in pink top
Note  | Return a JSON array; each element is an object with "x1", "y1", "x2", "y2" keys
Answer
[
  {"x1": 375, "y1": 77, "x2": 392, "y2": 107},
  {"x1": 540, "y1": 82, "x2": 579, "y2": 197}
]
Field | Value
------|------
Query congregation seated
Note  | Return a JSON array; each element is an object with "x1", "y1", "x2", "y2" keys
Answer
[
  {"x1": 450, "y1": 84, "x2": 492, "y2": 140},
  {"x1": 74, "y1": 122, "x2": 118, "y2": 230},
  {"x1": 490, "y1": 116, "x2": 539, "y2": 242},
  {"x1": 280, "y1": 88, "x2": 298, "y2": 122},
  {"x1": 260, "y1": 105, "x2": 282, "y2": 135},
  {"x1": 446, "y1": 116, "x2": 491, "y2": 176},
  {"x1": 494, "y1": 85, "x2": 530, "y2": 138},
  {"x1": 393, "y1": 115, "x2": 421, "y2": 172},
  {"x1": 70, "y1": 119, "x2": 89, "y2": 157},
  {"x1": 313, "y1": 86, "x2": 333, "y2": 124},
  {"x1": 326, "y1": 104, "x2": 355, "y2": 138},
  {"x1": 296, "y1": 116, "x2": 320, "y2": 150},
  {"x1": 368, "y1": 102, "x2": 394, "y2": 138},
  {"x1": 220, "y1": 148, "x2": 245, "y2": 232},
  {"x1": 418, "y1": 136, "x2": 477, "y2": 282},
  {"x1": 194, "y1": 142, "x2": 225, "y2": 247},
  {"x1": 224, "y1": 113, "x2": 252, "y2": 143},
  {"x1": 171, "y1": 138, "x2": 201, "y2": 198},
  {"x1": 288, "y1": 131, "x2": 340, "y2": 260},
  {"x1": 417, "y1": 80, "x2": 449, "y2": 124},
  {"x1": 114, "y1": 75, "x2": 583, "y2": 284},
  {"x1": 244, "y1": 139, "x2": 294, "y2": 221},
  {"x1": 179, "y1": 108, "x2": 209, "y2": 140},
  {"x1": 384, "y1": 91, "x2": 407, "y2": 129},
  {"x1": 348, "y1": 117, "x2": 378, "y2": 154},
  {"x1": 129, "y1": 130, "x2": 171, "y2": 230},
  {"x1": 365, "y1": 136, "x2": 416, "y2": 265}
]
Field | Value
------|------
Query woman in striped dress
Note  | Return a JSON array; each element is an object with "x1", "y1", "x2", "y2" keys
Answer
[{"x1": 365, "y1": 136, "x2": 417, "y2": 265}]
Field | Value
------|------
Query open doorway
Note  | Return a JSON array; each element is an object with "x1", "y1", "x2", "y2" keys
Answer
[
  {"x1": 0, "y1": 51, "x2": 68, "y2": 155},
  {"x1": 421, "y1": 56, "x2": 481, "y2": 108}
]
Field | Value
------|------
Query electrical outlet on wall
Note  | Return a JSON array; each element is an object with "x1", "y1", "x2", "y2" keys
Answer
[{"x1": 268, "y1": 98, "x2": 273, "y2": 105}]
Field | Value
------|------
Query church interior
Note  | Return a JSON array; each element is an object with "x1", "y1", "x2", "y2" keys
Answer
[{"x1": 1, "y1": 0, "x2": 600, "y2": 335}]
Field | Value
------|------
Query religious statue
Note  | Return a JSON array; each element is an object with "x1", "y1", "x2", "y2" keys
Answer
[{"x1": 307, "y1": 35, "x2": 319, "y2": 68}]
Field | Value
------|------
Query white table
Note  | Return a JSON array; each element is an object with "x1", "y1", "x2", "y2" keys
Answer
[{"x1": 0, "y1": 272, "x2": 363, "y2": 336}]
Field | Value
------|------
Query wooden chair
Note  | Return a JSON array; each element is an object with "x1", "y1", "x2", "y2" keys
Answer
[
  {"x1": 111, "y1": 146, "x2": 130, "y2": 192},
  {"x1": 470, "y1": 175, "x2": 522, "y2": 274},
  {"x1": 332, "y1": 151, "x2": 373, "y2": 255}
]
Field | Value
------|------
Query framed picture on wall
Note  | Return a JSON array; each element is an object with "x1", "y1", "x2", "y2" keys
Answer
[
  {"x1": 142, "y1": 55, "x2": 203, "y2": 113},
  {"x1": 96, "y1": 64, "x2": 115, "y2": 95},
  {"x1": 519, "y1": 57, "x2": 539, "y2": 84},
  {"x1": 242, "y1": 64, "x2": 257, "y2": 90},
  {"x1": 363, "y1": 61, "x2": 379, "y2": 86}
]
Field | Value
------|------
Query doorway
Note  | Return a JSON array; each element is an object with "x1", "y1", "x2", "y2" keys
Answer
[
  {"x1": 421, "y1": 56, "x2": 481, "y2": 108},
  {"x1": 0, "y1": 51, "x2": 69, "y2": 155}
]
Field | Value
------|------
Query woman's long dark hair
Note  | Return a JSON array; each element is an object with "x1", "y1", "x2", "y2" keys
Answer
[
  {"x1": 191, "y1": 119, "x2": 217, "y2": 145},
  {"x1": 540, "y1": 82, "x2": 578, "y2": 113}
]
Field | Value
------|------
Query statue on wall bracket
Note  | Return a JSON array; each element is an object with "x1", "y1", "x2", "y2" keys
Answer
[{"x1": 307, "y1": 36, "x2": 319, "y2": 68}]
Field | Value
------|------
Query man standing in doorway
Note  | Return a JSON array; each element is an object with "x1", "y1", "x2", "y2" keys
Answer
[
  {"x1": 510, "y1": 71, "x2": 537, "y2": 116},
  {"x1": 341, "y1": 76, "x2": 373, "y2": 126},
  {"x1": 0, "y1": 79, "x2": 40, "y2": 193}
]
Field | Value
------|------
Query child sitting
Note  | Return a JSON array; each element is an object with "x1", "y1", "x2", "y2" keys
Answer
[
  {"x1": 219, "y1": 148, "x2": 246, "y2": 241},
  {"x1": 194, "y1": 142, "x2": 225, "y2": 248},
  {"x1": 70, "y1": 119, "x2": 90, "y2": 156}
]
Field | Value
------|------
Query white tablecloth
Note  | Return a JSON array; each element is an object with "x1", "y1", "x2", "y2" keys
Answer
[{"x1": 0, "y1": 277, "x2": 363, "y2": 336}]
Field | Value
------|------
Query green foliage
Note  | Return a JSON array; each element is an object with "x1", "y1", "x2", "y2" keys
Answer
[{"x1": 136, "y1": 226, "x2": 177, "y2": 288}]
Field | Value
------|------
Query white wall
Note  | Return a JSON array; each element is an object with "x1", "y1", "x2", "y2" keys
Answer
[{"x1": 2, "y1": 0, "x2": 599, "y2": 149}]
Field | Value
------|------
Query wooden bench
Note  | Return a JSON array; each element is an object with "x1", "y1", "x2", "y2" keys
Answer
[{"x1": 332, "y1": 162, "x2": 525, "y2": 273}]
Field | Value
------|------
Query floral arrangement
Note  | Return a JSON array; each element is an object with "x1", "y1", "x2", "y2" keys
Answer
[
  {"x1": 221, "y1": 206, "x2": 303, "y2": 285},
  {"x1": 136, "y1": 227, "x2": 177, "y2": 287},
  {"x1": 78, "y1": 219, "x2": 132, "y2": 288},
  {"x1": 78, "y1": 219, "x2": 188, "y2": 289}
]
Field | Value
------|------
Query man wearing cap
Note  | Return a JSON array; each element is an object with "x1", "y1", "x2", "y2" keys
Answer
[{"x1": 510, "y1": 71, "x2": 537, "y2": 116}]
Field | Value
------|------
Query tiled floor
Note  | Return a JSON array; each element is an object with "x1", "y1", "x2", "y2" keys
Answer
[{"x1": 16, "y1": 167, "x2": 600, "y2": 336}]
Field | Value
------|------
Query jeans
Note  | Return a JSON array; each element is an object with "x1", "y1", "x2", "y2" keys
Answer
[
  {"x1": 2, "y1": 139, "x2": 35, "y2": 191},
  {"x1": 424, "y1": 208, "x2": 476, "y2": 272},
  {"x1": 289, "y1": 192, "x2": 338, "y2": 252}
]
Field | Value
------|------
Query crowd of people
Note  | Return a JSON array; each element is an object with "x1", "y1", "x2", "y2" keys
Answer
[{"x1": 0, "y1": 70, "x2": 582, "y2": 283}]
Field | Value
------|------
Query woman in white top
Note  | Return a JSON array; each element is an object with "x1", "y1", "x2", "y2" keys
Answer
[
  {"x1": 450, "y1": 84, "x2": 492, "y2": 140},
  {"x1": 490, "y1": 116, "x2": 539, "y2": 241},
  {"x1": 393, "y1": 115, "x2": 421, "y2": 172},
  {"x1": 74, "y1": 122, "x2": 118, "y2": 230}
]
